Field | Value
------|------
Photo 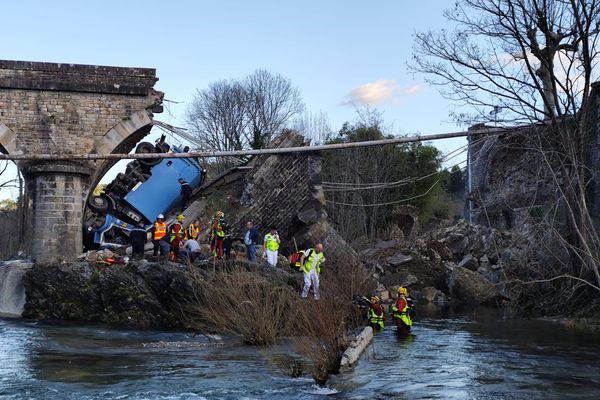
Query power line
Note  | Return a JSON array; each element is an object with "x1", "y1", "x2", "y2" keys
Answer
[
  {"x1": 0, "y1": 127, "x2": 505, "y2": 161},
  {"x1": 325, "y1": 180, "x2": 440, "y2": 207}
]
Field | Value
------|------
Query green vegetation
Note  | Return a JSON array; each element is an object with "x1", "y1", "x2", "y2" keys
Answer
[{"x1": 322, "y1": 121, "x2": 464, "y2": 239}]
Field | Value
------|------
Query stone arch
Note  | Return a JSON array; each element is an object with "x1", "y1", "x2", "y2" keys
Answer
[{"x1": 88, "y1": 109, "x2": 155, "y2": 195}]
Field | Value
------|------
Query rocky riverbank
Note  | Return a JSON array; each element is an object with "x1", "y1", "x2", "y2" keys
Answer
[
  {"x1": 356, "y1": 219, "x2": 537, "y2": 307},
  {"x1": 2, "y1": 219, "x2": 557, "y2": 329}
]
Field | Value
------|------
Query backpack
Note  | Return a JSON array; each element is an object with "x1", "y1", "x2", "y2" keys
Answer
[{"x1": 289, "y1": 249, "x2": 313, "y2": 272}]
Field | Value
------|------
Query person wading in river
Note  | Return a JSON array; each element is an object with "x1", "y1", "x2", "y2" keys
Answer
[
  {"x1": 392, "y1": 286, "x2": 414, "y2": 335},
  {"x1": 367, "y1": 295, "x2": 385, "y2": 332}
]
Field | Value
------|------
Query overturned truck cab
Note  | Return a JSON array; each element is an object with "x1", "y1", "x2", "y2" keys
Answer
[{"x1": 84, "y1": 140, "x2": 206, "y2": 250}]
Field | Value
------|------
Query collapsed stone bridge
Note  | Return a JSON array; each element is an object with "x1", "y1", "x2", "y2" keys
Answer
[{"x1": 0, "y1": 60, "x2": 163, "y2": 262}]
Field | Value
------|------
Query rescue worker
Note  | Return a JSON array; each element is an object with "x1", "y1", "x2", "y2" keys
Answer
[
  {"x1": 367, "y1": 295, "x2": 385, "y2": 332},
  {"x1": 300, "y1": 243, "x2": 325, "y2": 300},
  {"x1": 263, "y1": 226, "x2": 280, "y2": 267},
  {"x1": 152, "y1": 214, "x2": 167, "y2": 258},
  {"x1": 129, "y1": 222, "x2": 147, "y2": 260},
  {"x1": 187, "y1": 219, "x2": 201, "y2": 241},
  {"x1": 170, "y1": 214, "x2": 186, "y2": 259},
  {"x1": 210, "y1": 211, "x2": 228, "y2": 259},
  {"x1": 179, "y1": 178, "x2": 192, "y2": 209},
  {"x1": 392, "y1": 286, "x2": 413, "y2": 336}
]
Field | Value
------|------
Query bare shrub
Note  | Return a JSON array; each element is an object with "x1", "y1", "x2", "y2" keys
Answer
[
  {"x1": 293, "y1": 262, "x2": 375, "y2": 384},
  {"x1": 183, "y1": 268, "x2": 299, "y2": 345},
  {"x1": 181, "y1": 260, "x2": 374, "y2": 384}
]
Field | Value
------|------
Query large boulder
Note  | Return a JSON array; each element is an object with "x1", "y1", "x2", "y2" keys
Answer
[
  {"x1": 386, "y1": 252, "x2": 413, "y2": 267},
  {"x1": 458, "y1": 254, "x2": 479, "y2": 271},
  {"x1": 447, "y1": 266, "x2": 502, "y2": 305},
  {"x1": 420, "y1": 286, "x2": 440, "y2": 302}
]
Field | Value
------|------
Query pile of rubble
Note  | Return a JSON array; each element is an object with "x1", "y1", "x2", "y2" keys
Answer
[{"x1": 356, "y1": 220, "x2": 537, "y2": 306}]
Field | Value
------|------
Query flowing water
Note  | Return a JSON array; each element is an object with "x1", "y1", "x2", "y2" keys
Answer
[{"x1": 1, "y1": 306, "x2": 599, "y2": 400}]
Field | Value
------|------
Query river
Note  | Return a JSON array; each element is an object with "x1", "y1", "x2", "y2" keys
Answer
[{"x1": 1, "y1": 307, "x2": 599, "y2": 400}]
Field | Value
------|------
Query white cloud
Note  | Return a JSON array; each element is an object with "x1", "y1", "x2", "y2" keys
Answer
[
  {"x1": 342, "y1": 80, "x2": 423, "y2": 106},
  {"x1": 402, "y1": 84, "x2": 424, "y2": 96}
]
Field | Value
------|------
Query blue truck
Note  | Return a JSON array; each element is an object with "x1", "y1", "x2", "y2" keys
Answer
[{"x1": 84, "y1": 138, "x2": 206, "y2": 250}]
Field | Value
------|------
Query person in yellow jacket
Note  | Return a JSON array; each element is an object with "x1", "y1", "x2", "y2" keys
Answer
[
  {"x1": 263, "y1": 226, "x2": 280, "y2": 267},
  {"x1": 367, "y1": 295, "x2": 385, "y2": 332},
  {"x1": 392, "y1": 287, "x2": 414, "y2": 336},
  {"x1": 300, "y1": 243, "x2": 325, "y2": 300},
  {"x1": 210, "y1": 211, "x2": 227, "y2": 258}
]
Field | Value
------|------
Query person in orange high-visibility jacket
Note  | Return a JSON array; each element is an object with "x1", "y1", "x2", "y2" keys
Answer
[
  {"x1": 152, "y1": 214, "x2": 167, "y2": 257},
  {"x1": 187, "y1": 219, "x2": 201, "y2": 241}
]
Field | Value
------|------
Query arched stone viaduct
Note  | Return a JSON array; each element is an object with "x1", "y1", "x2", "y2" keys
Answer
[{"x1": 0, "y1": 60, "x2": 163, "y2": 262}]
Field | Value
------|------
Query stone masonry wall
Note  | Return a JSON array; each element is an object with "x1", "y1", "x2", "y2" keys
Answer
[
  {"x1": 231, "y1": 133, "x2": 324, "y2": 241},
  {"x1": 0, "y1": 89, "x2": 159, "y2": 155},
  {"x1": 467, "y1": 125, "x2": 563, "y2": 230},
  {"x1": 0, "y1": 60, "x2": 163, "y2": 261},
  {"x1": 28, "y1": 167, "x2": 87, "y2": 262},
  {"x1": 229, "y1": 132, "x2": 358, "y2": 264}
]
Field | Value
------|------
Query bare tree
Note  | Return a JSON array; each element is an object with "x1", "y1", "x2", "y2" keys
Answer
[
  {"x1": 291, "y1": 111, "x2": 334, "y2": 145},
  {"x1": 0, "y1": 161, "x2": 23, "y2": 258},
  {"x1": 412, "y1": 0, "x2": 600, "y2": 299},
  {"x1": 186, "y1": 70, "x2": 305, "y2": 158},
  {"x1": 245, "y1": 69, "x2": 305, "y2": 148},
  {"x1": 186, "y1": 80, "x2": 248, "y2": 152}
]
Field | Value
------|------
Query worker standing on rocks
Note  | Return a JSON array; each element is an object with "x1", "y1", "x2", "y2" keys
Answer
[
  {"x1": 178, "y1": 178, "x2": 192, "y2": 210},
  {"x1": 244, "y1": 221, "x2": 261, "y2": 262},
  {"x1": 129, "y1": 222, "x2": 147, "y2": 260},
  {"x1": 170, "y1": 215, "x2": 186, "y2": 260},
  {"x1": 263, "y1": 226, "x2": 280, "y2": 267},
  {"x1": 366, "y1": 295, "x2": 385, "y2": 332},
  {"x1": 392, "y1": 287, "x2": 414, "y2": 336},
  {"x1": 152, "y1": 214, "x2": 167, "y2": 258},
  {"x1": 210, "y1": 211, "x2": 227, "y2": 259},
  {"x1": 300, "y1": 243, "x2": 325, "y2": 300}
]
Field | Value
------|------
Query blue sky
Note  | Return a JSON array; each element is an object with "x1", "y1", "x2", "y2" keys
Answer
[{"x1": 0, "y1": 0, "x2": 467, "y2": 199}]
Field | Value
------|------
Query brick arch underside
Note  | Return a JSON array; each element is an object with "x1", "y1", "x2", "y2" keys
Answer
[
  {"x1": 87, "y1": 110, "x2": 155, "y2": 200},
  {"x1": 0, "y1": 120, "x2": 18, "y2": 154}
]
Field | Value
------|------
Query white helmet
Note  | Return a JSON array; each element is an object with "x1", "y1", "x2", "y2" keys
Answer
[{"x1": 157, "y1": 214, "x2": 164, "y2": 219}]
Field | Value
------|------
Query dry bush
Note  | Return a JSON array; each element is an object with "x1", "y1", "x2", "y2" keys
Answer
[
  {"x1": 181, "y1": 260, "x2": 374, "y2": 385},
  {"x1": 293, "y1": 262, "x2": 375, "y2": 384},
  {"x1": 183, "y1": 268, "x2": 299, "y2": 345}
]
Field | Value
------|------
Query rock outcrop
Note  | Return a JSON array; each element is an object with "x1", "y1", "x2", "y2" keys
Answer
[{"x1": 22, "y1": 259, "x2": 298, "y2": 329}]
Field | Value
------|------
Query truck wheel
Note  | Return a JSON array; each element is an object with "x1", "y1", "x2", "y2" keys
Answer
[
  {"x1": 136, "y1": 141, "x2": 160, "y2": 166},
  {"x1": 88, "y1": 195, "x2": 110, "y2": 213}
]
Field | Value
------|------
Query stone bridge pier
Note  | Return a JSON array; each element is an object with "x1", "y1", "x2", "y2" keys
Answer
[{"x1": 0, "y1": 60, "x2": 163, "y2": 262}]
